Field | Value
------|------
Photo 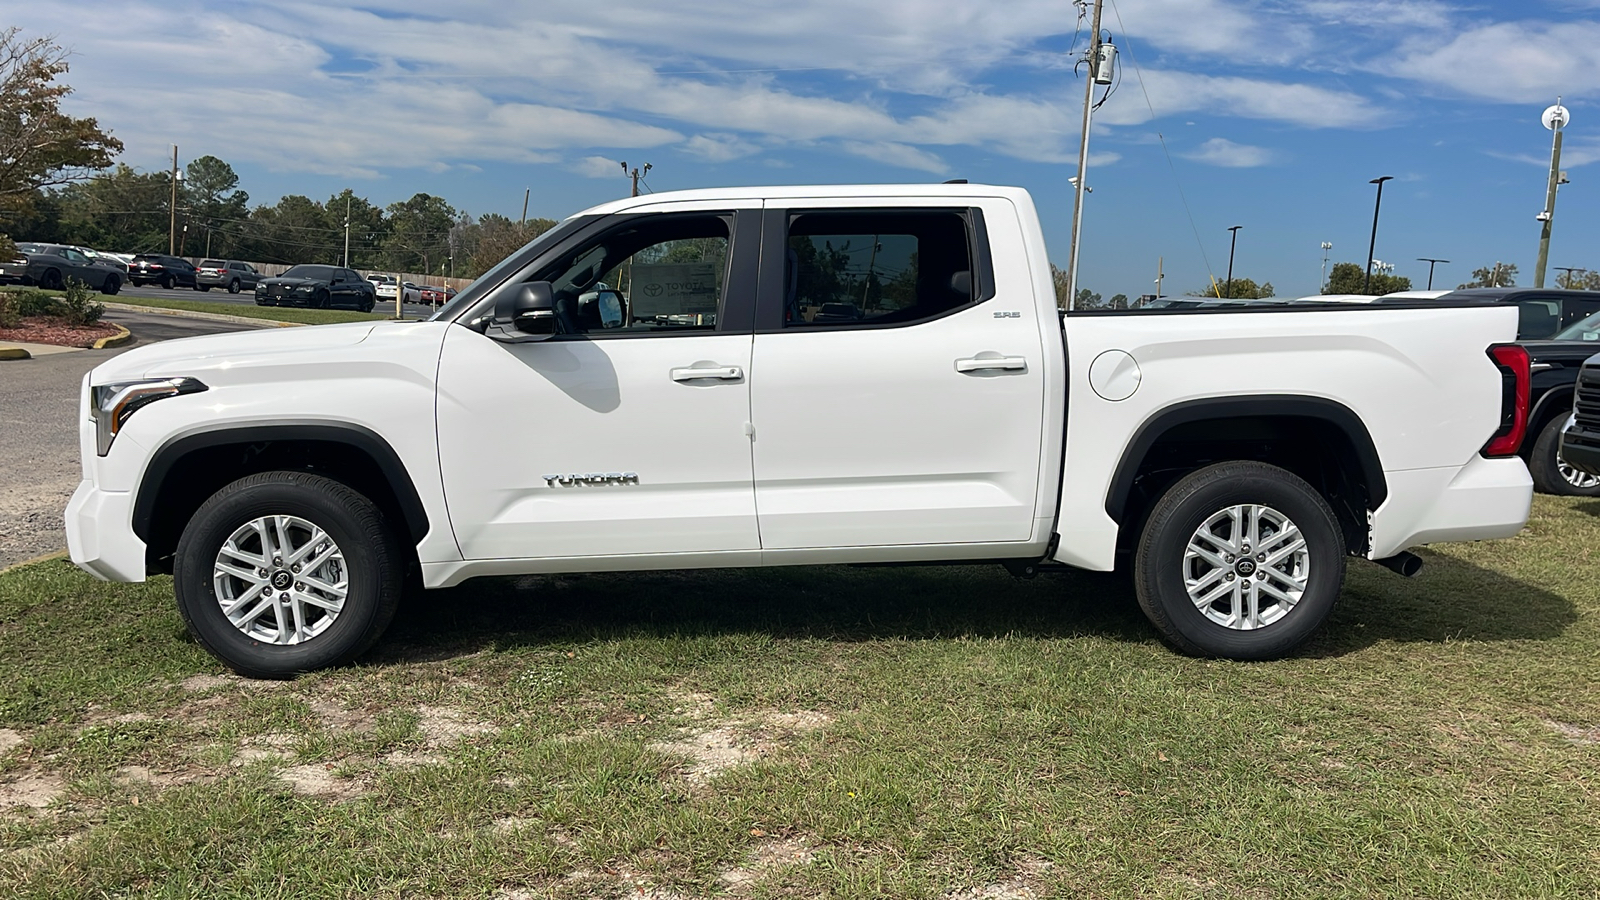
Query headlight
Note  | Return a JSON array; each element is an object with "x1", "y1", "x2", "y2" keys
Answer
[
  {"x1": 91, "y1": 377, "x2": 207, "y2": 456},
  {"x1": 295, "y1": 284, "x2": 314, "y2": 292}
]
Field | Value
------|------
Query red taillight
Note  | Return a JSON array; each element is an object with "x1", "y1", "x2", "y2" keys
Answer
[{"x1": 1483, "y1": 343, "x2": 1530, "y2": 457}]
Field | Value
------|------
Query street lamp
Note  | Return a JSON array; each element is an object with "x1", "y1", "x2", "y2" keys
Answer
[
  {"x1": 1417, "y1": 257, "x2": 1449, "y2": 291},
  {"x1": 1364, "y1": 176, "x2": 1393, "y2": 294},
  {"x1": 1320, "y1": 241, "x2": 1333, "y2": 292},
  {"x1": 1535, "y1": 99, "x2": 1571, "y2": 288},
  {"x1": 1225, "y1": 225, "x2": 1242, "y2": 299}
]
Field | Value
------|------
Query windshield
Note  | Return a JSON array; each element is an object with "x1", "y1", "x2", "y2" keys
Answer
[
  {"x1": 16, "y1": 243, "x2": 42, "y2": 253},
  {"x1": 281, "y1": 265, "x2": 336, "y2": 280},
  {"x1": 201, "y1": 259, "x2": 226, "y2": 268},
  {"x1": 1555, "y1": 309, "x2": 1600, "y2": 342}
]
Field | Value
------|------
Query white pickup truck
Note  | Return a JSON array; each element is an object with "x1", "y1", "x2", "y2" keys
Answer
[{"x1": 66, "y1": 184, "x2": 1534, "y2": 677}]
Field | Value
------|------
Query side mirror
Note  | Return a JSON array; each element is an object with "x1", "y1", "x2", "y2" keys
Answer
[{"x1": 489, "y1": 281, "x2": 557, "y2": 343}]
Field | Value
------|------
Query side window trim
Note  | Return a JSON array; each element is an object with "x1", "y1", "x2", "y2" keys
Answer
[{"x1": 753, "y1": 206, "x2": 993, "y2": 334}]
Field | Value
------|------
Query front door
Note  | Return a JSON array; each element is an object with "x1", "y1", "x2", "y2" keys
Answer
[
  {"x1": 749, "y1": 202, "x2": 1048, "y2": 549},
  {"x1": 436, "y1": 209, "x2": 761, "y2": 560}
]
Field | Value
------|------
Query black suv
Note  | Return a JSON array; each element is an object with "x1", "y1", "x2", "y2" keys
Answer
[
  {"x1": 255, "y1": 264, "x2": 376, "y2": 311},
  {"x1": 128, "y1": 254, "x2": 199, "y2": 289},
  {"x1": 1562, "y1": 353, "x2": 1600, "y2": 484}
]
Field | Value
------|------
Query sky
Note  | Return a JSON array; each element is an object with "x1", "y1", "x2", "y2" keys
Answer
[{"x1": 9, "y1": 0, "x2": 1600, "y2": 298}]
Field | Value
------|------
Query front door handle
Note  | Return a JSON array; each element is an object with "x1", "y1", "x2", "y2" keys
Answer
[
  {"x1": 955, "y1": 356, "x2": 1027, "y2": 373},
  {"x1": 671, "y1": 365, "x2": 744, "y2": 382}
]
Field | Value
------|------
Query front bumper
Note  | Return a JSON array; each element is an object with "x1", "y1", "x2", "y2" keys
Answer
[
  {"x1": 66, "y1": 479, "x2": 147, "y2": 582},
  {"x1": 1561, "y1": 420, "x2": 1600, "y2": 477}
]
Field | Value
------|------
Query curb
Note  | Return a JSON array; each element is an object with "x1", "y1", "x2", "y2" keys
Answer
[
  {"x1": 0, "y1": 549, "x2": 68, "y2": 576},
  {"x1": 0, "y1": 346, "x2": 30, "y2": 361},
  {"x1": 101, "y1": 301, "x2": 303, "y2": 328},
  {"x1": 92, "y1": 323, "x2": 133, "y2": 349}
]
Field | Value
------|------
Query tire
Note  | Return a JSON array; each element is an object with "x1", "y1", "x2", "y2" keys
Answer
[
  {"x1": 314, "y1": 290, "x2": 330, "y2": 309},
  {"x1": 40, "y1": 268, "x2": 63, "y2": 291},
  {"x1": 173, "y1": 471, "x2": 404, "y2": 678},
  {"x1": 161, "y1": 274, "x2": 174, "y2": 290},
  {"x1": 360, "y1": 301, "x2": 374, "y2": 314},
  {"x1": 1529, "y1": 414, "x2": 1600, "y2": 496},
  {"x1": 100, "y1": 275, "x2": 120, "y2": 296},
  {"x1": 198, "y1": 285, "x2": 211, "y2": 292},
  {"x1": 1133, "y1": 461, "x2": 1346, "y2": 661},
  {"x1": 228, "y1": 279, "x2": 241, "y2": 294}
]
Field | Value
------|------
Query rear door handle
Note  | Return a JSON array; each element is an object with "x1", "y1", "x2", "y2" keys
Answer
[
  {"x1": 671, "y1": 365, "x2": 744, "y2": 382},
  {"x1": 955, "y1": 356, "x2": 1027, "y2": 373}
]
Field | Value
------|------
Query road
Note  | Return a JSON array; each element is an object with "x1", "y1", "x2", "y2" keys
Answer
[
  {"x1": 114, "y1": 282, "x2": 442, "y2": 318},
  {"x1": 0, "y1": 309, "x2": 268, "y2": 570}
]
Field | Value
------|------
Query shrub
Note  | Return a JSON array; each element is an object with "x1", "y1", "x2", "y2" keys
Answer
[
  {"x1": 12, "y1": 288, "x2": 58, "y2": 318},
  {"x1": 0, "y1": 293, "x2": 17, "y2": 329},
  {"x1": 60, "y1": 278, "x2": 105, "y2": 327}
]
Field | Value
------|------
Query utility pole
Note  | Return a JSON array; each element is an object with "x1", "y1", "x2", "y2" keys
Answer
[
  {"x1": 519, "y1": 187, "x2": 530, "y2": 226},
  {"x1": 1363, "y1": 175, "x2": 1393, "y2": 294},
  {"x1": 1065, "y1": 0, "x2": 1106, "y2": 312},
  {"x1": 1320, "y1": 242, "x2": 1332, "y2": 293},
  {"x1": 1224, "y1": 225, "x2": 1242, "y2": 298},
  {"x1": 343, "y1": 194, "x2": 352, "y2": 268},
  {"x1": 1154, "y1": 256, "x2": 1164, "y2": 298},
  {"x1": 1417, "y1": 257, "x2": 1449, "y2": 291},
  {"x1": 620, "y1": 161, "x2": 652, "y2": 197},
  {"x1": 168, "y1": 145, "x2": 179, "y2": 255},
  {"x1": 1535, "y1": 99, "x2": 1570, "y2": 288}
]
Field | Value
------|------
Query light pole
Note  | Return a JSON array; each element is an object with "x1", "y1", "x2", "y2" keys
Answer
[
  {"x1": 1555, "y1": 266, "x2": 1585, "y2": 288},
  {"x1": 1364, "y1": 175, "x2": 1393, "y2": 294},
  {"x1": 1224, "y1": 225, "x2": 1242, "y2": 298},
  {"x1": 1535, "y1": 99, "x2": 1571, "y2": 288},
  {"x1": 1417, "y1": 257, "x2": 1449, "y2": 291},
  {"x1": 1320, "y1": 241, "x2": 1332, "y2": 293}
]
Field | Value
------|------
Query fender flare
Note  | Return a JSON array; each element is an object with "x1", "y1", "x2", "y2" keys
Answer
[
  {"x1": 132, "y1": 422, "x2": 430, "y2": 544},
  {"x1": 1103, "y1": 395, "x2": 1388, "y2": 524}
]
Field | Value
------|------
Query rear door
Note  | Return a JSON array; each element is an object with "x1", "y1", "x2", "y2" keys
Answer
[{"x1": 748, "y1": 199, "x2": 1048, "y2": 549}]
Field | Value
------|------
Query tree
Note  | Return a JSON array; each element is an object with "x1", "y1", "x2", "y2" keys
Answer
[
  {"x1": 1051, "y1": 263, "x2": 1070, "y2": 308},
  {"x1": 1075, "y1": 287, "x2": 1103, "y2": 309},
  {"x1": 383, "y1": 193, "x2": 456, "y2": 273},
  {"x1": 248, "y1": 195, "x2": 333, "y2": 264},
  {"x1": 468, "y1": 213, "x2": 557, "y2": 277},
  {"x1": 1109, "y1": 293, "x2": 1129, "y2": 309},
  {"x1": 53, "y1": 164, "x2": 170, "y2": 252},
  {"x1": 183, "y1": 155, "x2": 249, "y2": 257},
  {"x1": 1460, "y1": 262, "x2": 1517, "y2": 289},
  {"x1": 1195, "y1": 277, "x2": 1276, "y2": 299},
  {"x1": 0, "y1": 29, "x2": 122, "y2": 256},
  {"x1": 1557, "y1": 269, "x2": 1600, "y2": 291},
  {"x1": 325, "y1": 189, "x2": 387, "y2": 269},
  {"x1": 1325, "y1": 262, "x2": 1411, "y2": 295}
]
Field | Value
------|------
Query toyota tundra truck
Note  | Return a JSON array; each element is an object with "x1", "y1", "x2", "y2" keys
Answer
[{"x1": 65, "y1": 184, "x2": 1534, "y2": 677}]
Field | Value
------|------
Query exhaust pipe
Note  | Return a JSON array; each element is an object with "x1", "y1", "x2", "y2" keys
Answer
[{"x1": 1375, "y1": 551, "x2": 1423, "y2": 578}]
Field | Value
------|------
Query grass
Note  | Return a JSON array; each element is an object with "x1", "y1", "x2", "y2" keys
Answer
[
  {"x1": 101, "y1": 296, "x2": 392, "y2": 326},
  {"x1": 0, "y1": 496, "x2": 1597, "y2": 897}
]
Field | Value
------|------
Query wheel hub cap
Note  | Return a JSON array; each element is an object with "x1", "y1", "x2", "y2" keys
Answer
[
  {"x1": 212, "y1": 515, "x2": 347, "y2": 645},
  {"x1": 1183, "y1": 504, "x2": 1310, "y2": 631}
]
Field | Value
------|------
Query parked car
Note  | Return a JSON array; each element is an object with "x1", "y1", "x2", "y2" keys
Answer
[
  {"x1": 367, "y1": 274, "x2": 422, "y2": 304},
  {"x1": 419, "y1": 284, "x2": 457, "y2": 305},
  {"x1": 128, "y1": 254, "x2": 199, "y2": 289},
  {"x1": 1377, "y1": 287, "x2": 1600, "y2": 340},
  {"x1": 62, "y1": 246, "x2": 129, "y2": 275},
  {"x1": 1561, "y1": 355, "x2": 1600, "y2": 483},
  {"x1": 14, "y1": 242, "x2": 124, "y2": 294},
  {"x1": 0, "y1": 249, "x2": 29, "y2": 285},
  {"x1": 196, "y1": 259, "x2": 263, "y2": 294},
  {"x1": 66, "y1": 182, "x2": 1533, "y2": 677},
  {"x1": 256, "y1": 264, "x2": 376, "y2": 311}
]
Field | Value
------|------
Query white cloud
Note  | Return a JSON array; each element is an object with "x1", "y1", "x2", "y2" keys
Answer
[
  {"x1": 1391, "y1": 21, "x2": 1600, "y2": 103},
  {"x1": 1097, "y1": 71, "x2": 1382, "y2": 129},
  {"x1": 1182, "y1": 137, "x2": 1276, "y2": 167},
  {"x1": 840, "y1": 141, "x2": 949, "y2": 173},
  {"x1": 572, "y1": 156, "x2": 624, "y2": 178},
  {"x1": 680, "y1": 133, "x2": 761, "y2": 162}
]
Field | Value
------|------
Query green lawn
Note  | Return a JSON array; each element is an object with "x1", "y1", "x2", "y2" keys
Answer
[
  {"x1": 102, "y1": 297, "x2": 393, "y2": 326},
  {"x1": 0, "y1": 496, "x2": 1596, "y2": 898}
]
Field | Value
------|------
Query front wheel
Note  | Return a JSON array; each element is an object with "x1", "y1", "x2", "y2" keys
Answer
[
  {"x1": 1529, "y1": 414, "x2": 1600, "y2": 496},
  {"x1": 100, "y1": 276, "x2": 120, "y2": 296},
  {"x1": 161, "y1": 274, "x2": 174, "y2": 289},
  {"x1": 173, "y1": 471, "x2": 403, "y2": 678},
  {"x1": 1134, "y1": 461, "x2": 1346, "y2": 660}
]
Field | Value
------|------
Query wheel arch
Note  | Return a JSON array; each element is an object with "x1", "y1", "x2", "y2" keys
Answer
[
  {"x1": 133, "y1": 422, "x2": 430, "y2": 573},
  {"x1": 1105, "y1": 395, "x2": 1387, "y2": 557},
  {"x1": 1527, "y1": 384, "x2": 1576, "y2": 447}
]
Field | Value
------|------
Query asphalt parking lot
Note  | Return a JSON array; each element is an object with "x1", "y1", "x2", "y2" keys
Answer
[
  {"x1": 114, "y1": 282, "x2": 441, "y2": 317},
  {"x1": 0, "y1": 309, "x2": 266, "y2": 570}
]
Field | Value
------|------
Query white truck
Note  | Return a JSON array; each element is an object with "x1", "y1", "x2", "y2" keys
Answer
[{"x1": 66, "y1": 184, "x2": 1534, "y2": 677}]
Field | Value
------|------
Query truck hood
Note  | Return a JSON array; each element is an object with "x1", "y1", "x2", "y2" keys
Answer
[{"x1": 89, "y1": 320, "x2": 378, "y2": 384}]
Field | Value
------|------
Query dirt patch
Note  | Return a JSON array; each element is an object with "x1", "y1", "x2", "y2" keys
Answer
[
  {"x1": 945, "y1": 858, "x2": 1053, "y2": 900},
  {"x1": 765, "y1": 711, "x2": 833, "y2": 732},
  {"x1": 235, "y1": 733, "x2": 297, "y2": 765},
  {"x1": 309, "y1": 697, "x2": 379, "y2": 733},
  {"x1": 719, "y1": 836, "x2": 816, "y2": 887},
  {"x1": 115, "y1": 765, "x2": 216, "y2": 791},
  {"x1": 417, "y1": 705, "x2": 496, "y2": 747},
  {"x1": 1545, "y1": 719, "x2": 1600, "y2": 744},
  {"x1": 0, "y1": 728, "x2": 23, "y2": 755},
  {"x1": 0, "y1": 771, "x2": 66, "y2": 809},
  {"x1": 179, "y1": 674, "x2": 232, "y2": 692},
  {"x1": 279, "y1": 763, "x2": 367, "y2": 800},
  {"x1": 650, "y1": 692, "x2": 833, "y2": 785},
  {"x1": 651, "y1": 726, "x2": 765, "y2": 784}
]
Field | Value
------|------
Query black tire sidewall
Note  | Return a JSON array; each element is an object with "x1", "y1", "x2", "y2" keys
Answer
[
  {"x1": 229, "y1": 279, "x2": 240, "y2": 293},
  {"x1": 1136, "y1": 463, "x2": 1346, "y2": 660},
  {"x1": 1529, "y1": 414, "x2": 1600, "y2": 496},
  {"x1": 174, "y1": 473, "x2": 400, "y2": 677}
]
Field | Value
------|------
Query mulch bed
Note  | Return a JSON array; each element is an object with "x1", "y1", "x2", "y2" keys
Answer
[{"x1": 0, "y1": 315, "x2": 122, "y2": 348}]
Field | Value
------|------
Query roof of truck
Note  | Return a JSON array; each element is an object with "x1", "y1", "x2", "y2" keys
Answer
[{"x1": 574, "y1": 183, "x2": 1034, "y2": 218}]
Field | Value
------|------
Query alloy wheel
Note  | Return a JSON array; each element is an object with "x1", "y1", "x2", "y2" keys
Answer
[
  {"x1": 212, "y1": 514, "x2": 347, "y2": 645},
  {"x1": 1182, "y1": 504, "x2": 1310, "y2": 630}
]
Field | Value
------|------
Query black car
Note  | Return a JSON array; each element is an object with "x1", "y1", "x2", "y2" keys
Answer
[
  {"x1": 14, "y1": 242, "x2": 124, "y2": 294},
  {"x1": 129, "y1": 254, "x2": 199, "y2": 289},
  {"x1": 256, "y1": 265, "x2": 376, "y2": 311},
  {"x1": 1384, "y1": 287, "x2": 1600, "y2": 340}
]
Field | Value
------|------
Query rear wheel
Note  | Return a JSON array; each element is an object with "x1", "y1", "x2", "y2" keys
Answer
[
  {"x1": 198, "y1": 284, "x2": 211, "y2": 292},
  {"x1": 1530, "y1": 414, "x2": 1600, "y2": 496},
  {"x1": 40, "y1": 268, "x2": 63, "y2": 290},
  {"x1": 1134, "y1": 461, "x2": 1346, "y2": 660},
  {"x1": 161, "y1": 274, "x2": 174, "y2": 289},
  {"x1": 173, "y1": 471, "x2": 403, "y2": 678},
  {"x1": 228, "y1": 278, "x2": 241, "y2": 294}
]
